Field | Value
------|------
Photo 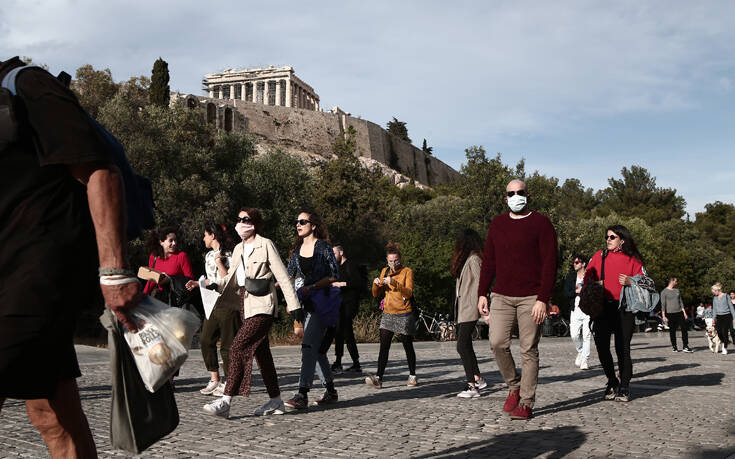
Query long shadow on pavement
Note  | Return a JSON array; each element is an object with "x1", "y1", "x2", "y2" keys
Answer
[{"x1": 411, "y1": 425, "x2": 586, "y2": 459}]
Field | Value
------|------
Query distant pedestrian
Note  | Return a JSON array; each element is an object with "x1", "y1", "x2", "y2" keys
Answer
[
  {"x1": 477, "y1": 179, "x2": 558, "y2": 420},
  {"x1": 564, "y1": 253, "x2": 591, "y2": 370},
  {"x1": 661, "y1": 277, "x2": 692, "y2": 353},
  {"x1": 583, "y1": 224, "x2": 649, "y2": 402},
  {"x1": 202, "y1": 208, "x2": 301, "y2": 418},
  {"x1": 451, "y1": 229, "x2": 488, "y2": 398},
  {"x1": 185, "y1": 223, "x2": 240, "y2": 396},
  {"x1": 330, "y1": 245, "x2": 362, "y2": 373},
  {"x1": 365, "y1": 242, "x2": 419, "y2": 389},
  {"x1": 284, "y1": 211, "x2": 341, "y2": 410},
  {"x1": 711, "y1": 283, "x2": 735, "y2": 355}
]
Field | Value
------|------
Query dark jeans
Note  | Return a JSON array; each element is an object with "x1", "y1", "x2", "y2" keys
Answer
[
  {"x1": 715, "y1": 314, "x2": 734, "y2": 348},
  {"x1": 593, "y1": 301, "x2": 634, "y2": 388},
  {"x1": 456, "y1": 322, "x2": 480, "y2": 383},
  {"x1": 334, "y1": 301, "x2": 360, "y2": 365},
  {"x1": 200, "y1": 306, "x2": 242, "y2": 378},
  {"x1": 666, "y1": 312, "x2": 688, "y2": 348},
  {"x1": 377, "y1": 328, "x2": 416, "y2": 379}
]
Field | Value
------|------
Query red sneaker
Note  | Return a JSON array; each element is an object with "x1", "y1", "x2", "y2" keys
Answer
[
  {"x1": 503, "y1": 389, "x2": 520, "y2": 414},
  {"x1": 510, "y1": 403, "x2": 532, "y2": 420}
]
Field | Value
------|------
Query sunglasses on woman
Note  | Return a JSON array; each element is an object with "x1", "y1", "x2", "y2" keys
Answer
[
  {"x1": 506, "y1": 190, "x2": 527, "y2": 197},
  {"x1": 296, "y1": 219, "x2": 311, "y2": 226},
  {"x1": 236, "y1": 216, "x2": 252, "y2": 223},
  {"x1": 605, "y1": 234, "x2": 618, "y2": 241}
]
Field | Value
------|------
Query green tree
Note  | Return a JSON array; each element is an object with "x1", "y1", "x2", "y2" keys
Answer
[
  {"x1": 72, "y1": 64, "x2": 118, "y2": 118},
  {"x1": 386, "y1": 117, "x2": 410, "y2": 143},
  {"x1": 150, "y1": 57, "x2": 170, "y2": 107},
  {"x1": 595, "y1": 166, "x2": 686, "y2": 225},
  {"x1": 694, "y1": 201, "x2": 735, "y2": 256},
  {"x1": 421, "y1": 138, "x2": 433, "y2": 155}
]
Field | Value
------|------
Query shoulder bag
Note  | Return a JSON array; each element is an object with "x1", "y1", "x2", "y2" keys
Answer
[{"x1": 578, "y1": 250, "x2": 608, "y2": 319}]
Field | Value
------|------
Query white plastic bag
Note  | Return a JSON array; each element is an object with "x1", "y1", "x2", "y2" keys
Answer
[{"x1": 123, "y1": 296, "x2": 200, "y2": 392}]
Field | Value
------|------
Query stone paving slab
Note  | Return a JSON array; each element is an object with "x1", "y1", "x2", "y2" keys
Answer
[{"x1": 1, "y1": 332, "x2": 734, "y2": 458}]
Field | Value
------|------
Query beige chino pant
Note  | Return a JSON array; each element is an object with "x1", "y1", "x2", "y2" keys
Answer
[{"x1": 489, "y1": 293, "x2": 541, "y2": 407}]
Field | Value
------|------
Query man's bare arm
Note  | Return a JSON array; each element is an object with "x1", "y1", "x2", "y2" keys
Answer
[{"x1": 69, "y1": 162, "x2": 142, "y2": 331}]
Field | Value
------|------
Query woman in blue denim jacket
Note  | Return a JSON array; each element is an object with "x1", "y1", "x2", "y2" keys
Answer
[{"x1": 284, "y1": 210, "x2": 341, "y2": 410}]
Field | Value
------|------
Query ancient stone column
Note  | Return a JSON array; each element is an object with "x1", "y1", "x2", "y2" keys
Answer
[
  {"x1": 230, "y1": 84, "x2": 235, "y2": 100},
  {"x1": 275, "y1": 80, "x2": 282, "y2": 106},
  {"x1": 263, "y1": 80, "x2": 270, "y2": 105},
  {"x1": 240, "y1": 83, "x2": 246, "y2": 100},
  {"x1": 209, "y1": 87, "x2": 214, "y2": 98},
  {"x1": 252, "y1": 81, "x2": 258, "y2": 103},
  {"x1": 285, "y1": 80, "x2": 292, "y2": 107}
]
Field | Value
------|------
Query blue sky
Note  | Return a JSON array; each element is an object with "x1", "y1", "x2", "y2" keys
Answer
[{"x1": 3, "y1": 1, "x2": 734, "y2": 216}]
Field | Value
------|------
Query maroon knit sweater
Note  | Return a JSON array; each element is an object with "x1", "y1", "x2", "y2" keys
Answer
[{"x1": 477, "y1": 211, "x2": 558, "y2": 303}]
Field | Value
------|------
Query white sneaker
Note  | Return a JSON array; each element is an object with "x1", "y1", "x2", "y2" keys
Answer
[
  {"x1": 254, "y1": 397, "x2": 285, "y2": 416},
  {"x1": 580, "y1": 360, "x2": 589, "y2": 370},
  {"x1": 474, "y1": 377, "x2": 488, "y2": 390},
  {"x1": 212, "y1": 381, "x2": 226, "y2": 396},
  {"x1": 574, "y1": 352, "x2": 582, "y2": 367},
  {"x1": 722, "y1": 348, "x2": 728, "y2": 355},
  {"x1": 407, "y1": 375, "x2": 418, "y2": 387},
  {"x1": 457, "y1": 384, "x2": 480, "y2": 398},
  {"x1": 203, "y1": 398, "x2": 230, "y2": 418},
  {"x1": 200, "y1": 379, "x2": 219, "y2": 395}
]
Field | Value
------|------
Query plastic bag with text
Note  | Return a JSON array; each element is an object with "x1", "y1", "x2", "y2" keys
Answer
[{"x1": 123, "y1": 296, "x2": 200, "y2": 392}]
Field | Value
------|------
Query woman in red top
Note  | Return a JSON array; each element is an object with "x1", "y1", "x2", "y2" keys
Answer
[
  {"x1": 143, "y1": 226, "x2": 194, "y2": 297},
  {"x1": 583, "y1": 224, "x2": 645, "y2": 403}
]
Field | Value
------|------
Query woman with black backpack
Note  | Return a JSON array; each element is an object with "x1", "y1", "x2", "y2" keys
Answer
[{"x1": 583, "y1": 224, "x2": 647, "y2": 403}]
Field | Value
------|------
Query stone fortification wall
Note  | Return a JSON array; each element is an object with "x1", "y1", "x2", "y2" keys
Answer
[{"x1": 175, "y1": 94, "x2": 460, "y2": 186}]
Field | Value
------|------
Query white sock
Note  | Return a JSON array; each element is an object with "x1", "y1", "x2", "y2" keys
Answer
[{"x1": 222, "y1": 395, "x2": 232, "y2": 404}]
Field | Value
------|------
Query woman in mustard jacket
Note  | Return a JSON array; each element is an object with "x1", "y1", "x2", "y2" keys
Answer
[{"x1": 365, "y1": 242, "x2": 418, "y2": 389}]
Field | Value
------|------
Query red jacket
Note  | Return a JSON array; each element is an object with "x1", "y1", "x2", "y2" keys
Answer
[{"x1": 583, "y1": 250, "x2": 644, "y2": 301}]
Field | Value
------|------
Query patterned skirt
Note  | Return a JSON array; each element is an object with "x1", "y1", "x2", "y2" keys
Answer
[{"x1": 380, "y1": 311, "x2": 416, "y2": 336}]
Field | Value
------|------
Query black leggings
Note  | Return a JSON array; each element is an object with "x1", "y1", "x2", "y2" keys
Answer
[
  {"x1": 377, "y1": 329, "x2": 416, "y2": 379},
  {"x1": 456, "y1": 322, "x2": 480, "y2": 383},
  {"x1": 715, "y1": 314, "x2": 733, "y2": 347},
  {"x1": 667, "y1": 312, "x2": 688, "y2": 348},
  {"x1": 593, "y1": 302, "x2": 634, "y2": 388}
]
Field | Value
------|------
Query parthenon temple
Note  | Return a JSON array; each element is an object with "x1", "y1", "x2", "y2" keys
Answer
[{"x1": 202, "y1": 66, "x2": 320, "y2": 111}]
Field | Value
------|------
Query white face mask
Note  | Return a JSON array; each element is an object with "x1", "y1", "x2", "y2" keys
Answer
[
  {"x1": 236, "y1": 222, "x2": 254, "y2": 239},
  {"x1": 507, "y1": 194, "x2": 527, "y2": 213}
]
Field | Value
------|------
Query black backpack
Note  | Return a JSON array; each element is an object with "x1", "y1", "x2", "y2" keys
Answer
[{"x1": 0, "y1": 63, "x2": 154, "y2": 240}]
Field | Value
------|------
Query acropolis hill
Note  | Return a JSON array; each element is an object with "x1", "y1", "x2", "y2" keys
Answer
[{"x1": 172, "y1": 65, "x2": 459, "y2": 188}]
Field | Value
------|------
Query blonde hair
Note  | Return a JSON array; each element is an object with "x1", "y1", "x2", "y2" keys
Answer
[{"x1": 712, "y1": 282, "x2": 723, "y2": 291}]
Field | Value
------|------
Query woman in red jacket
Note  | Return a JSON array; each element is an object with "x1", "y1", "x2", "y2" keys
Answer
[
  {"x1": 143, "y1": 226, "x2": 194, "y2": 298},
  {"x1": 583, "y1": 224, "x2": 645, "y2": 403}
]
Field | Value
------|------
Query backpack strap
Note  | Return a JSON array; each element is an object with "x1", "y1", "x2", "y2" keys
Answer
[{"x1": 1, "y1": 64, "x2": 36, "y2": 95}]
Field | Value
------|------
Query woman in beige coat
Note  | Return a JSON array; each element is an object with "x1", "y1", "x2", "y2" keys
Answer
[
  {"x1": 203, "y1": 207, "x2": 301, "y2": 418},
  {"x1": 451, "y1": 229, "x2": 488, "y2": 398}
]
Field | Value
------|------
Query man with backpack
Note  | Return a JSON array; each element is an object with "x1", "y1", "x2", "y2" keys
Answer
[
  {"x1": 0, "y1": 57, "x2": 142, "y2": 457},
  {"x1": 330, "y1": 245, "x2": 363, "y2": 373}
]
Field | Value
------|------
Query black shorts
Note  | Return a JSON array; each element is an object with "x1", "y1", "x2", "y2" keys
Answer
[{"x1": 0, "y1": 314, "x2": 81, "y2": 399}]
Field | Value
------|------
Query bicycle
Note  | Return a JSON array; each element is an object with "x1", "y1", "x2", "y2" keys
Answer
[{"x1": 416, "y1": 308, "x2": 455, "y2": 341}]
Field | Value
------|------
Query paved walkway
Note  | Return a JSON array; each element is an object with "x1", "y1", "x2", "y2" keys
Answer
[{"x1": 1, "y1": 332, "x2": 733, "y2": 458}]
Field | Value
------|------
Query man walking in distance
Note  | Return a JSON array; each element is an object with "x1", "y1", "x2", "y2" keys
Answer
[
  {"x1": 564, "y1": 254, "x2": 591, "y2": 369},
  {"x1": 477, "y1": 179, "x2": 558, "y2": 420},
  {"x1": 661, "y1": 277, "x2": 692, "y2": 353},
  {"x1": 330, "y1": 245, "x2": 362, "y2": 373},
  {"x1": 0, "y1": 57, "x2": 141, "y2": 457}
]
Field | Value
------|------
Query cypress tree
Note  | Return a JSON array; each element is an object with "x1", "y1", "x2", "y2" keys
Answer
[{"x1": 150, "y1": 57, "x2": 170, "y2": 107}]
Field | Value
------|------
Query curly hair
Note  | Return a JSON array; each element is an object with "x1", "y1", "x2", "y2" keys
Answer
[
  {"x1": 238, "y1": 207, "x2": 264, "y2": 235},
  {"x1": 146, "y1": 226, "x2": 178, "y2": 257},
  {"x1": 385, "y1": 241, "x2": 401, "y2": 257}
]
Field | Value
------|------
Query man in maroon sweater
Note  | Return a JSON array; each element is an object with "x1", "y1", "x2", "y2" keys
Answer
[{"x1": 477, "y1": 179, "x2": 558, "y2": 420}]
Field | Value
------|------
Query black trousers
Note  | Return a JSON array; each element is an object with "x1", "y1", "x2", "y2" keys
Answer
[
  {"x1": 334, "y1": 300, "x2": 360, "y2": 364},
  {"x1": 666, "y1": 312, "x2": 688, "y2": 348},
  {"x1": 715, "y1": 314, "x2": 734, "y2": 347},
  {"x1": 593, "y1": 301, "x2": 634, "y2": 388},
  {"x1": 456, "y1": 322, "x2": 480, "y2": 383},
  {"x1": 377, "y1": 329, "x2": 416, "y2": 379}
]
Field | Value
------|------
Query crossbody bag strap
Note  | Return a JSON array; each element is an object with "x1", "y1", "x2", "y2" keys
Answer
[{"x1": 600, "y1": 249, "x2": 608, "y2": 285}]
